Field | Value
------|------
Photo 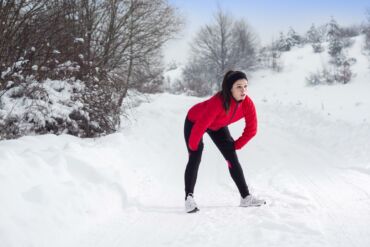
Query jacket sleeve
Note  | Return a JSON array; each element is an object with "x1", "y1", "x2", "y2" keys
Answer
[
  {"x1": 234, "y1": 96, "x2": 257, "y2": 150},
  {"x1": 188, "y1": 98, "x2": 221, "y2": 151}
]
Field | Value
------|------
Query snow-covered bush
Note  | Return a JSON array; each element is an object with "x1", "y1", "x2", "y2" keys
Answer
[
  {"x1": 273, "y1": 28, "x2": 304, "y2": 53},
  {"x1": 365, "y1": 31, "x2": 370, "y2": 53},
  {"x1": 316, "y1": 18, "x2": 355, "y2": 84},
  {"x1": 306, "y1": 24, "x2": 325, "y2": 53},
  {"x1": 257, "y1": 42, "x2": 283, "y2": 72},
  {"x1": 306, "y1": 57, "x2": 355, "y2": 86},
  {"x1": 0, "y1": 76, "x2": 120, "y2": 139},
  {"x1": 326, "y1": 18, "x2": 355, "y2": 58},
  {"x1": 340, "y1": 25, "x2": 361, "y2": 38},
  {"x1": 312, "y1": 43, "x2": 324, "y2": 53},
  {"x1": 306, "y1": 68, "x2": 335, "y2": 86},
  {"x1": 276, "y1": 32, "x2": 291, "y2": 52},
  {"x1": 334, "y1": 59, "x2": 355, "y2": 84},
  {"x1": 364, "y1": 9, "x2": 370, "y2": 56},
  {"x1": 0, "y1": 77, "x2": 84, "y2": 139},
  {"x1": 286, "y1": 27, "x2": 303, "y2": 47},
  {"x1": 341, "y1": 38, "x2": 355, "y2": 49},
  {"x1": 0, "y1": 50, "x2": 121, "y2": 140}
]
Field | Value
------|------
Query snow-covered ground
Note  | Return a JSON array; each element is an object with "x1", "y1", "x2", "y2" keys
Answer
[{"x1": 1, "y1": 36, "x2": 370, "y2": 247}]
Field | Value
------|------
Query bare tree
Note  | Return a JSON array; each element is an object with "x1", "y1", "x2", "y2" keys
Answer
[
  {"x1": 229, "y1": 19, "x2": 258, "y2": 71},
  {"x1": 0, "y1": 0, "x2": 46, "y2": 84},
  {"x1": 0, "y1": 0, "x2": 183, "y2": 139},
  {"x1": 183, "y1": 8, "x2": 258, "y2": 94},
  {"x1": 116, "y1": 0, "x2": 182, "y2": 104},
  {"x1": 187, "y1": 12, "x2": 230, "y2": 91},
  {"x1": 365, "y1": 8, "x2": 370, "y2": 53}
]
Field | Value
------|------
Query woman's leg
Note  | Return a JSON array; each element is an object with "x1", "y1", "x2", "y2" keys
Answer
[
  {"x1": 184, "y1": 118, "x2": 204, "y2": 198},
  {"x1": 207, "y1": 127, "x2": 250, "y2": 198}
]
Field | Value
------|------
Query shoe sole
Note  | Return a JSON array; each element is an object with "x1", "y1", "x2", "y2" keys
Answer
[
  {"x1": 240, "y1": 202, "x2": 266, "y2": 207},
  {"x1": 187, "y1": 207, "x2": 200, "y2": 213}
]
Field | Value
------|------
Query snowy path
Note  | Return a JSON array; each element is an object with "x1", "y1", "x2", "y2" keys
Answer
[
  {"x1": 248, "y1": 102, "x2": 370, "y2": 247},
  {"x1": 74, "y1": 95, "x2": 370, "y2": 247},
  {"x1": 1, "y1": 94, "x2": 370, "y2": 247}
]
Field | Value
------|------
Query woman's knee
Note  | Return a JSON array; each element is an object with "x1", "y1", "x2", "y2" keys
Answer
[{"x1": 188, "y1": 142, "x2": 204, "y2": 159}]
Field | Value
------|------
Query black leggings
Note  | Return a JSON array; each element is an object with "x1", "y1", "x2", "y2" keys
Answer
[{"x1": 184, "y1": 117, "x2": 250, "y2": 198}]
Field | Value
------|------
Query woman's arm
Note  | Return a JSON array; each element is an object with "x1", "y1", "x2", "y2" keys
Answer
[
  {"x1": 188, "y1": 97, "x2": 221, "y2": 151},
  {"x1": 234, "y1": 97, "x2": 257, "y2": 150}
]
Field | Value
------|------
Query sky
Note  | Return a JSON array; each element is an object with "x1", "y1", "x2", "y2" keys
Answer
[{"x1": 164, "y1": 0, "x2": 370, "y2": 64}]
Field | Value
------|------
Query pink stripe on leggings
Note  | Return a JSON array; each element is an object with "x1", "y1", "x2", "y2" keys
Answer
[{"x1": 227, "y1": 160, "x2": 232, "y2": 169}]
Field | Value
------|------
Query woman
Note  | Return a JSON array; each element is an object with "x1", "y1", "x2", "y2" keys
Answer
[{"x1": 184, "y1": 70, "x2": 265, "y2": 213}]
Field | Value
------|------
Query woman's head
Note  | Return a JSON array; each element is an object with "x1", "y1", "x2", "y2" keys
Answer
[{"x1": 220, "y1": 70, "x2": 248, "y2": 112}]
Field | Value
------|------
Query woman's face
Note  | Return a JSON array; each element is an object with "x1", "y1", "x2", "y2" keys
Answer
[{"x1": 231, "y1": 79, "x2": 248, "y2": 101}]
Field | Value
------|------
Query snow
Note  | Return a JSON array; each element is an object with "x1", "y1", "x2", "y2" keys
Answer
[
  {"x1": 0, "y1": 78, "x2": 85, "y2": 135},
  {"x1": 1, "y1": 36, "x2": 370, "y2": 246},
  {"x1": 163, "y1": 65, "x2": 183, "y2": 90},
  {"x1": 74, "y1": 38, "x2": 84, "y2": 43},
  {"x1": 251, "y1": 35, "x2": 370, "y2": 124}
]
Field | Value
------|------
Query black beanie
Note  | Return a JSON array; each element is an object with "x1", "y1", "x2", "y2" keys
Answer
[{"x1": 226, "y1": 71, "x2": 247, "y2": 91}]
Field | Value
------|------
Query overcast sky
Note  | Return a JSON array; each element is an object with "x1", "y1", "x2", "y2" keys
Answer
[{"x1": 163, "y1": 0, "x2": 369, "y2": 64}]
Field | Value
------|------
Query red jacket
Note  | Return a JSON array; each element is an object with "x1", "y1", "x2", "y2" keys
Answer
[{"x1": 187, "y1": 93, "x2": 257, "y2": 151}]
